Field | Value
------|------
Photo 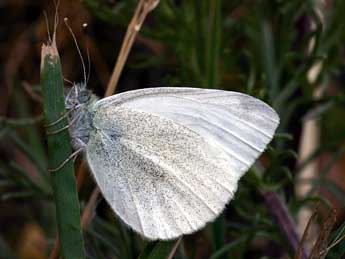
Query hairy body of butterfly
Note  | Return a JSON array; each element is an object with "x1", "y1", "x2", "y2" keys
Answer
[{"x1": 65, "y1": 84, "x2": 279, "y2": 240}]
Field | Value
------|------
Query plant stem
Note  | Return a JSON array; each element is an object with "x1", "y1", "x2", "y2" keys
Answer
[
  {"x1": 41, "y1": 39, "x2": 85, "y2": 259},
  {"x1": 105, "y1": 0, "x2": 160, "y2": 96},
  {"x1": 207, "y1": 0, "x2": 226, "y2": 256},
  {"x1": 207, "y1": 0, "x2": 221, "y2": 88},
  {"x1": 138, "y1": 238, "x2": 182, "y2": 259},
  {"x1": 263, "y1": 191, "x2": 308, "y2": 259}
]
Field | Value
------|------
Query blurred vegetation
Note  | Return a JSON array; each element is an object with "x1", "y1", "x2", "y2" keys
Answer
[{"x1": 1, "y1": 0, "x2": 345, "y2": 258}]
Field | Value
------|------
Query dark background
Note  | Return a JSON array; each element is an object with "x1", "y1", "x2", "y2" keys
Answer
[{"x1": 1, "y1": 0, "x2": 345, "y2": 258}]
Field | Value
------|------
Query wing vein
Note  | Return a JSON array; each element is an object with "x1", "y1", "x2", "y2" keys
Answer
[
  {"x1": 123, "y1": 139, "x2": 219, "y2": 216},
  {"x1": 171, "y1": 198, "x2": 197, "y2": 231},
  {"x1": 211, "y1": 109, "x2": 274, "y2": 139},
  {"x1": 120, "y1": 160, "x2": 146, "y2": 235},
  {"x1": 166, "y1": 111, "x2": 263, "y2": 153}
]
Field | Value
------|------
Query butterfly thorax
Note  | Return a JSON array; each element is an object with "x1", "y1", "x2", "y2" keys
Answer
[{"x1": 65, "y1": 83, "x2": 99, "y2": 150}]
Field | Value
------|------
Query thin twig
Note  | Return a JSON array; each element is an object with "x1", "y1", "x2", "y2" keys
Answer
[
  {"x1": 325, "y1": 221, "x2": 345, "y2": 253},
  {"x1": 76, "y1": 161, "x2": 88, "y2": 191},
  {"x1": 0, "y1": 114, "x2": 43, "y2": 127},
  {"x1": 167, "y1": 237, "x2": 182, "y2": 259},
  {"x1": 105, "y1": 0, "x2": 160, "y2": 96},
  {"x1": 49, "y1": 240, "x2": 60, "y2": 259},
  {"x1": 309, "y1": 208, "x2": 336, "y2": 259},
  {"x1": 263, "y1": 191, "x2": 308, "y2": 259},
  {"x1": 80, "y1": 188, "x2": 100, "y2": 228},
  {"x1": 295, "y1": 209, "x2": 317, "y2": 259},
  {"x1": 22, "y1": 81, "x2": 43, "y2": 103}
]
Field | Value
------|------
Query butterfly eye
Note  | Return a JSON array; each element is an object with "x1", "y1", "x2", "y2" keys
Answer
[{"x1": 77, "y1": 91, "x2": 90, "y2": 103}]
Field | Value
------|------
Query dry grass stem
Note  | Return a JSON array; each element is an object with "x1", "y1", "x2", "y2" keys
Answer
[
  {"x1": 105, "y1": 0, "x2": 160, "y2": 96},
  {"x1": 22, "y1": 81, "x2": 43, "y2": 103},
  {"x1": 80, "y1": 188, "x2": 100, "y2": 228},
  {"x1": 167, "y1": 237, "x2": 182, "y2": 259}
]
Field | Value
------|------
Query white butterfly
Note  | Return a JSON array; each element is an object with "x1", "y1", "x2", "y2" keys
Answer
[{"x1": 65, "y1": 84, "x2": 279, "y2": 240}]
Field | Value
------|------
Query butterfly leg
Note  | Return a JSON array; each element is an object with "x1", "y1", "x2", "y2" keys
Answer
[
  {"x1": 46, "y1": 124, "x2": 70, "y2": 135},
  {"x1": 45, "y1": 110, "x2": 79, "y2": 135},
  {"x1": 43, "y1": 109, "x2": 72, "y2": 128},
  {"x1": 48, "y1": 147, "x2": 84, "y2": 173}
]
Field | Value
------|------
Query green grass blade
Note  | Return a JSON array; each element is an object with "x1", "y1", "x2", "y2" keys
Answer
[
  {"x1": 9, "y1": 132, "x2": 47, "y2": 176},
  {"x1": 259, "y1": 18, "x2": 278, "y2": 103},
  {"x1": 194, "y1": 1, "x2": 207, "y2": 85},
  {"x1": 14, "y1": 89, "x2": 47, "y2": 173},
  {"x1": 207, "y1": 0, "x2": 222, "y2": 88},
  {"x1": 211, "y1": 236, "x2": 247, "y2": 259},
  {"x1": 212, "y1": 214, "x2": 226, "y2": 254},
  {"x1": 138, "y1": 239, "x2": 180, "y2": 259},
  {"x1": 40, "y1": 40, "x2": 85, "y2": 259},
  {"x1": 206, "y1": 0, "x2": 226, "y2": 256},
  {"x1": 8, "y1": 132, "x2": 51, "y2": 191}
]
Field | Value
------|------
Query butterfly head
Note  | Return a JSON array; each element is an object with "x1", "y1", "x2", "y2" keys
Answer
[
  {"x1": 65, "y1": 83, "x2": 93, "y2": 110},
  {"x1": 64, "y1": 83, "x2": 97, "y2": 150}
]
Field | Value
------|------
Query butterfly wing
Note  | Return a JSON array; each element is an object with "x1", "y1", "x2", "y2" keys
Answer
[
  {"x1": 87, "y1": 87, "x2": 279, "y2": 240},
  {"x1": 94, "y1": 87, "x2": 280, "y2": 174}
]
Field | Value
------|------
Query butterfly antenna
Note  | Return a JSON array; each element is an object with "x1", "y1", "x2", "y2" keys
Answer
[
  {"x1": 64, "y1": 77, "x2": 74, "y2": 85},
  {"x1": 82, "y1": 23, "x2": 91, "y2": 84},
  {"x1": 43, "y1": 11, "x2": 52, "y2": 44},
  {"x1": 64, "y1": 17, "x2": 87, "y2": 86},
  {"x1": 53, "y1": 0, "x2": 60, "y2": 43}
]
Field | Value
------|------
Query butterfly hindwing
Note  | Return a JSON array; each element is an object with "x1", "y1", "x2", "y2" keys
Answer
[{"x1": 87, "y1": 106, "x2": 238, "y2": 240}]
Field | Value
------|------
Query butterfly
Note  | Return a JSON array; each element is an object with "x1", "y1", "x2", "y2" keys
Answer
[{"x1": 65, "y1": 84, "x2": 279, "y2": 240}]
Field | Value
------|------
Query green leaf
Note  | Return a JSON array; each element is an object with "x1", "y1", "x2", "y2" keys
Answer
[
  {"x1": 259, "y1": 17, "x2": 279, "y2": 104},
  {"x1": 138, "y1": 239, "x2": 180, "y2": 259},
  {"x1": 210, "y1": 236, "x2": 247, "y2": 259}
]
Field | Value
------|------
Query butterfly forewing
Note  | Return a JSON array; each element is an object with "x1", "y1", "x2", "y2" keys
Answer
[{"x1": 94, "y1": 87, "x2": 279, "y2": 174}]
